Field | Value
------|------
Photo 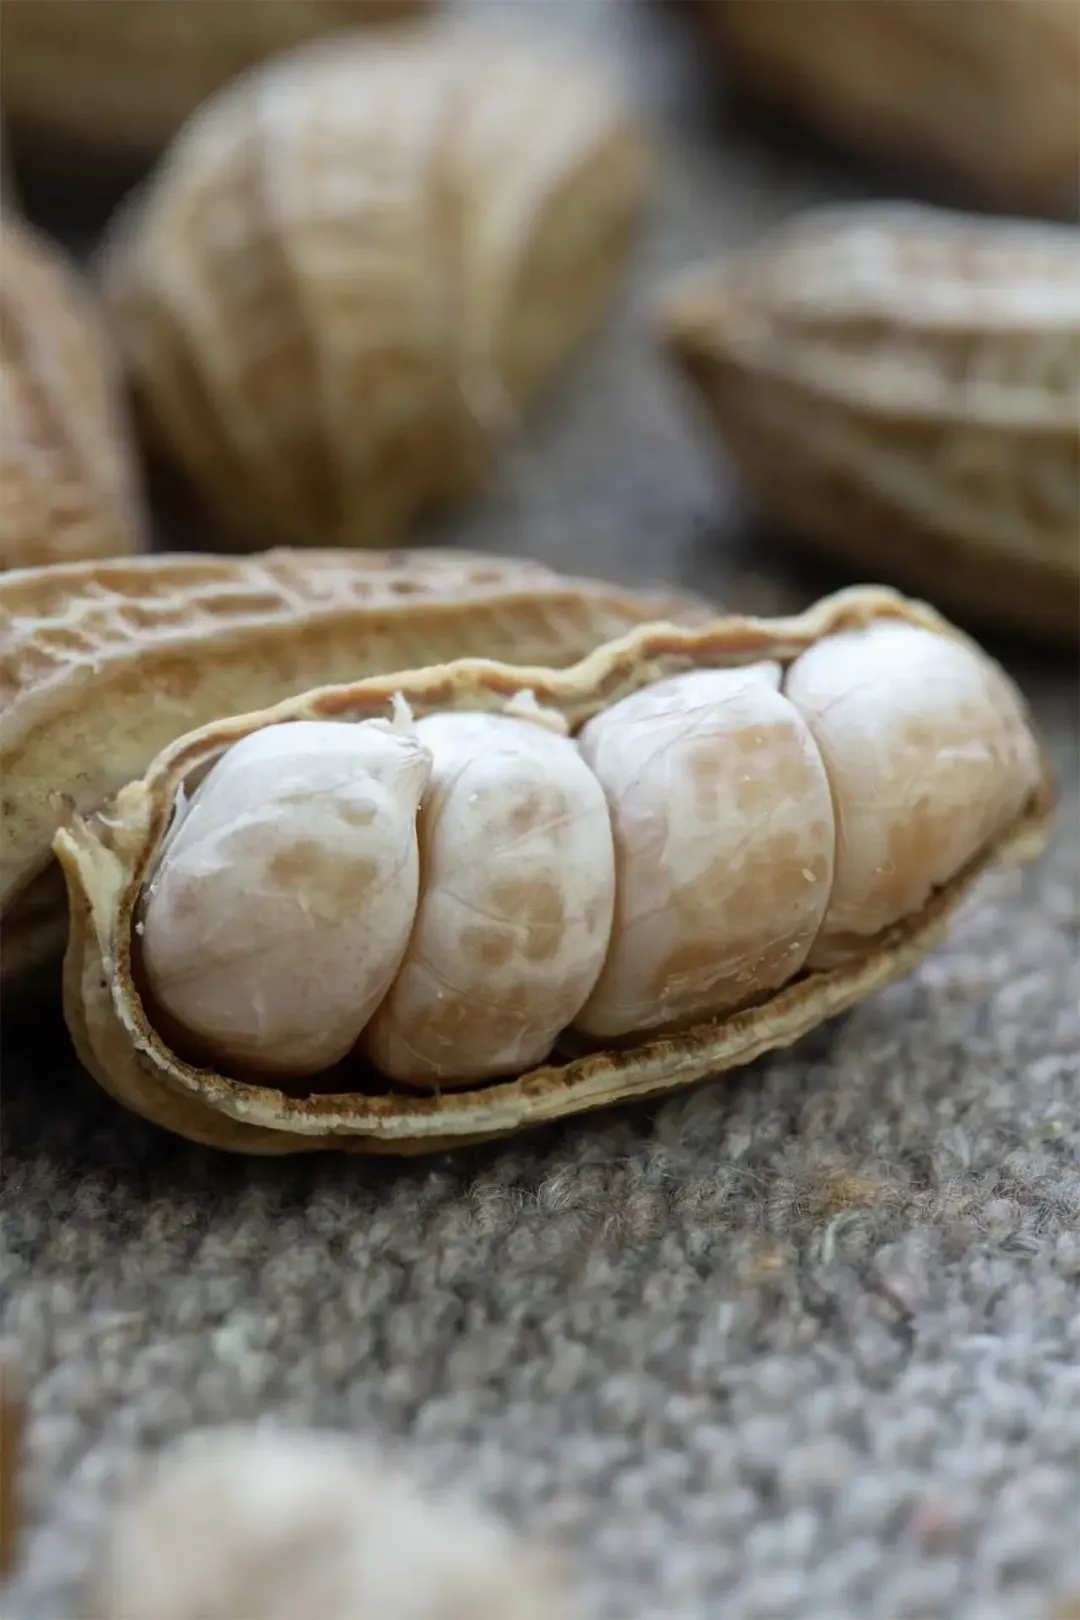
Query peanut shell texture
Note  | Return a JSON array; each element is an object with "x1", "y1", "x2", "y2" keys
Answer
[
  {"x1": 52, "y1": 588, "x2": 1053, "y2": 1157},
  {"x1": 661, "y1": 202, "x2": 1080, "y2": 644},
  {"x1": 0, "y1": 0, "x2": 436, "y2": 171},
  {"x1": 97, "y1": 19, "x2": 653, "y2": 552},
  {"x1": 0, "y1": 548, "x2": 706, "y2": 1000},
  {"x1": 81, "y1": 1427, "x2": 569, "y2": 1620},
  {"x1": 0, "y1": 215, "x2": 150, "y2": 573},
  {"x1": 691, "y1": 0, "x2": 1080, "y2": 216}
]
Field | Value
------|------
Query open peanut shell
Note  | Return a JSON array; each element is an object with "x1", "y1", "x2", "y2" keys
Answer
[
  {"x1": 1, "y1": 547, "x2": 705, "y2": 998},
  {"x1": 53, "y1": 586, "x2": 1054, "y2": 1157}
]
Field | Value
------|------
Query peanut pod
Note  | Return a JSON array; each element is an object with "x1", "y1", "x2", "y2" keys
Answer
[
  {"x1": 1, "y1": 215, "x2": 150, "y2": 573},
  {"x1": 96, "y1": 21, "x2": 652, "y2": 552},
  {"x1": 1, "y1": 547, "x2": 704, "y2": 995},
  {"x1": 53, "y1": 586, "x2": 1053, "y2": 1157},
  {"x1": 661, "y1": 202, "x2": 1080, "y2": 644},
  {"x1": 0, "y1": 0, "x2": 435, "y2": 167},
  {"x1": 691, "y1": 0, "x2": 1080, "y2": 216}
]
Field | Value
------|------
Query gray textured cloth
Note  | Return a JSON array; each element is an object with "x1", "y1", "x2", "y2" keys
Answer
[{"x1": 3, "y1": 4, "x2": 1079, "y2": 1619}]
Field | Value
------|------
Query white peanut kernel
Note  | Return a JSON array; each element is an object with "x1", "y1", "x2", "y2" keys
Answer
[
  {"x1": 139, "y1": 718, "x2": 431, "y2": 1077},
  {"x1": 137, "y1": 624, "x2": 1040, "y2": 1086},
  {"x1": 574, "y1": 662, "x2": 836, "y2": 1040},
  {"x1": 363, "y1": 710, "x2": 616, "y2": 1087},
  {"x1": 783, "y1": 622, "x2": 1042, "y2": 968}
]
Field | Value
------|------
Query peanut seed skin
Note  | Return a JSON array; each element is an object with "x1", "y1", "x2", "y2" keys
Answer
[
  {"x1": 574, "y1": 663, "x2": 836, "y2": 1041},
  {"x1": 784, "y1": 622, "x2": 1043, "y2": 968},
  {"x1": 363, "y1": 711, "x2": 616, "y2": 1086},
  {"x1": 139, "y1": 719, "x2": 431, "y2": 1077}
]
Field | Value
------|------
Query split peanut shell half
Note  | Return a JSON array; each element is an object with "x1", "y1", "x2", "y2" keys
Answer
[
  {"x1": 1, "y1": 547, "x2": 705, "y2": 995},
  {"x1": 53, "y1": 586, "x2": 1053, "y2": 1156}
]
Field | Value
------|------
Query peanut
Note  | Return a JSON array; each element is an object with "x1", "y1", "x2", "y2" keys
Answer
[
  {"x1": 96, "y1": 23, "x2": 651, "y2": 552},
  {"x1": 1, "y1": 0, "x2": 433, "y2": 164},
  {"x1": 661, "y1": 201, "x2": 1080, "y2": 643},
  {"x1": 574, "y1": 663, "x2": 835, "y2": 1040},
  {"x1": 784, "y1": 622, "x2": 1042, "y2": 969},
  {"x1": 692, "y1": 0, "x2": 1079, "y2": 215},
  {"x1": 139, "y1": 716, "x2": 431, "y2": 1077},
  {"x1": 0, "y1": 216, "x2": 149, "y2": 571},
  {"x1": 136, "y1": 619, "x2": 1041, "y2": 1090},
  {"x1": 363, "y1": 709, "x2": 616, "y2": 1086}
]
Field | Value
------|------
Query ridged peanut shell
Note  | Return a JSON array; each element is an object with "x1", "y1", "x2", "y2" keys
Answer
[
  {"x1": 693, "y1": 0, "x2": 1080, "y2": 215},
  {"x1": 662, "y1": 203, "x2": 1080, "y2": 644},
  {"x1": 0, "y1": 217, "x2": 149, "y2": 572},
  {"x1": 97, "y1": 22, "x2": 652, "y2": 552},
  {"x1": 1, "y1": 547, "x2": 705, "y2": 995},
  {"x1": 53, "y1": 587, "x2": 1054, "y2": 1157},
  {"x1": 0, "y1": 0, "x2": 435, "y2": 164}
]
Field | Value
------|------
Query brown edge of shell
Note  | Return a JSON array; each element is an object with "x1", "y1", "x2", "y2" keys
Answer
[{"x1": 52, "y1": 584, "x2": 1056, "y2": 1157}]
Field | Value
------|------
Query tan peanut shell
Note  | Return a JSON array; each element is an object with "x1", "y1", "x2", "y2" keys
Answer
[
  {"x1": 661, "y1": 203, "x2": 1080, "y2": 645},
  {"x1": 53, "y1": 587, "x2": 1054, "y2": 1158},
  {"x1": 0, "y1": 547, "x2": 706, "y2": 996},
  {"x1": 96, "y1": 21, "x2": 652, "y2": 553},
  {"x1": 0, "y1": 0, "x2": 435, "y2": 165},
  {"x1": 693, "y1": 0, "x2": 1080, "y2": 215},
  {"x1": 0, "y1": 216, "x2": 149, "y2": 573}
]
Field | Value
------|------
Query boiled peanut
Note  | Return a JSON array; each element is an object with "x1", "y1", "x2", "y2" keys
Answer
[
  {"x1": 57, "y1": 588, "x2": 1051, "y2": 1153},
  {"x1": 139, "y1": 716, "x2": 431, "y2": 1076},
  {"x1": 574, "y1": 663, "x2": 835, "y2": 1041},
  {"x1": 783, "y1": 621, "x2": 1043, "y2": 969},
  {"x1": 363, "y1": 709, "x2": 615, "y2": 1086},
  {"x1": 134, "y1": 619, "x2": 1043, "y2": 1091}
]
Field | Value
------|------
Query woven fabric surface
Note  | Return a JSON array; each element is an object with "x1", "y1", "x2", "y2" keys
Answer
[{"x1": 2, "y1": 4, "x2": 1078, "y2": 1618}]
